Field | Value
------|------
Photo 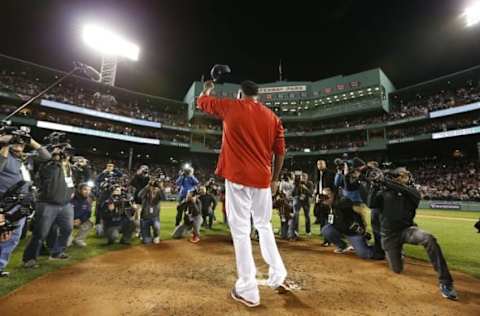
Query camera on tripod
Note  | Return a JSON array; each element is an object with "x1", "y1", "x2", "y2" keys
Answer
[{"x1": 0, "y1": 121, "x2": 31, "y2": 145}]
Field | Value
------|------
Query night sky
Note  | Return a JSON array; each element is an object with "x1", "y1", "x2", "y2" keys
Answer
[{"x1": 1, "y1": 0, "x2": 480, "y2": 100}]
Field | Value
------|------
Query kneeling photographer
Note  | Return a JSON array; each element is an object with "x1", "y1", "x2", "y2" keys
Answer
[
  {"x1": 368, "y1": 167, "x2": 458, "y2": 300},
  {"x1": 69, "y1": 183, "x2": 93, "y2": 247},
  {"x1": 320, "y1": 188, "x2": 373, "y2": 259},
  {"x1": 198, "y1": 185, "x2": 217, "y2": 229},
  {"x1": 172, "y1": 190, "x2": 202, "y2": 243},
  {"x1": 23, "y1": 133, "x2": 74, "y2": 268},
  {"x1": 94, "y1": 162, "x2": 124, "y2": 237},
  {"x1": 102, "y1": 185, "x2": 136, "y2": 245},
  {"x1": 272, "y1": 190, "x2": 294, "y2": 240},
  {"x1": 0, "y1": 125, "x2": 50, "y2": 276},
  {"x1": 138, "y1": 179, "x2": 164, "y2": 244}
]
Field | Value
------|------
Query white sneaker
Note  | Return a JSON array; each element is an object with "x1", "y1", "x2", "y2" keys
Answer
[
  {"x1": 334, "y1": 245, "x2": 355, "y2": 254},
  {"x1": 153, "y1": 237, "x2": 160, "y2": 244}
]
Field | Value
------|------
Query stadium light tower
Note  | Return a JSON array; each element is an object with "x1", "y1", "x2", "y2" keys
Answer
[
  {"x1": 82, "y1": 24, "x2": 139, "y2": 86},
  {"x1": 463, "y1": 2, "x2": 480, "y2": 27}
]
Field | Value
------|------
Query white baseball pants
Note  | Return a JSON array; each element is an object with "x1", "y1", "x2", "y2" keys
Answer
[{"x1": 225, "y1": 179, "x2": 287, "y2": 304}]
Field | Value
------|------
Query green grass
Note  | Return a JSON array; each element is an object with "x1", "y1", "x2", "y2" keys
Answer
[
  {"x1": 1, "y1": 203, "x2": 479, "y2": 297},
  {"x1": 404, "y1": 210, "x2": 480, "y2": 279}
]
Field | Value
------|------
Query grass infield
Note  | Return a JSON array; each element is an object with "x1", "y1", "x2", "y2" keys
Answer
[{"x1": 0, "y1": 202, "x2": 479, "y2": 297}]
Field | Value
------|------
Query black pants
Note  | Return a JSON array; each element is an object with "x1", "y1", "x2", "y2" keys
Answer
[
  {"x1": 175, "y1": 207, "x2": 183, "y2": 226},
  {"x1": 202, "y1": 209, "x2": 214, "y2": 228},
  {"x1": 370, "y1": 208, "x2": 385, "y2": 258},
  {"x1": 314, "y1": 203, "x2": 329, "y2": 234},
  {"x1": 382, "y1": 226, "x2": 453, "y2": 286}
]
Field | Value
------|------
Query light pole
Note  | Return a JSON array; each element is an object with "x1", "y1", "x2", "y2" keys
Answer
[{"x1": 82, "y1": 24, "x2": 140, "y2": 86}]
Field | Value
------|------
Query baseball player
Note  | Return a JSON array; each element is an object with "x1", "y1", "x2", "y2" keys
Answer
[{"x1": 197, "y1": 80, "x2": 290, "y2": 308}]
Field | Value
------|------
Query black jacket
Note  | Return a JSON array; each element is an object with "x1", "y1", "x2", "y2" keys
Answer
[
  {"x1": 331, "y1": 198, "x2": 365, "y2": 236},
  {"x1": 198, "y1": 193, "x2": 217, "y2": 212},
  {"x1": 314, "y1": 169, "x2": 335, "y2": 193},
  {"x1": 38, "y1": 160, "x2": 75, "y2": 205},
  {"x1": 130, "y1": 175, "x2": 150, "y2": 203},
  {"x1": 368, "y1": 179, "x2": 421, "y2": 235}
]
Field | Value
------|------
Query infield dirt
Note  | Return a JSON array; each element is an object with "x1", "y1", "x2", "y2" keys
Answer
[{"x1": 1, "y1": 236, "x2": 479, "y2": 316}]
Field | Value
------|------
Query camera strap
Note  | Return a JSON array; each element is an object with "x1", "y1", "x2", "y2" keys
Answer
[
  {"x1": 328, "y1": 207, "x2": 334, "y2": 224},
  {"x1": 20, "y1": 163, "x2": 31, "y2": 182}
]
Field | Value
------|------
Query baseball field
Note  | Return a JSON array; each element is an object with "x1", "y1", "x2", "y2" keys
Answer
[{"x1": 0, "y1": 202, "x2": 479, "y2": 315}]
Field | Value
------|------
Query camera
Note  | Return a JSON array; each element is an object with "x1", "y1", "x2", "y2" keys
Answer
[
  {"x1": 107, "y1": 190, "x2": 135, "y2": 217},
  {"x1": 0, "y1": 181, "x2": 36, "y2": 234},
  {"x1": 149, "y1": 179, "x2": 163, "y2": 188},
  {"x1": 43, "y1": 132, "x2": 74, "y2": 158},
  {"x1": 0, "y1": 122, "x2": 31, "y2": 145},
  {"x1": 99, "y1": 175, "x2": 127, "y2": 192},
  {"x1": 43, "y1": 131, "x2": 68, "y2": 146}
]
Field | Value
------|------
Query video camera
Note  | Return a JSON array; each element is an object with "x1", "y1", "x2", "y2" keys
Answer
[
  {"x1": 106, "y1": 189, "x2": 135, "y2": 218},
  {"x1": 0, "y1": 121, "x2": 31, "y2": 145},
  {"x1": 363, "y1": 164, "x2": 415, "y2": 186},
  {"x1": 99, "y1": 175, "x2": 129, "y2": 192},
  {"x1": 0, "y1": 181, "x2": 36, "y2": 234},
  {"x1": 43, "y1": 132, "x2": 74, "y2": 158}
]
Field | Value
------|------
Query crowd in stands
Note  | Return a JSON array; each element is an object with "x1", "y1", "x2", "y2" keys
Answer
[
  {"x1": 0, "y1": 69, "x2": 188, "y2": 126},
  {"x1": 410, "y1": 159, "x2": 480, "y2": 201},
  {"x1": 35, "y1": 110, "x2": 191, "y2": 143},
  {"x1": 284, "y1": 81, "x2": 480, "y2": 133},
  {"x1": 387, "y1": 113, "x2": 480, "y2": 139},
  {"x1": 287, "y1": 133, "x2": 366, "y2": 152}
]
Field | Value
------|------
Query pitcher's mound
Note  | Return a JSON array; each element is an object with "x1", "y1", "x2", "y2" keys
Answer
[{"x1": 1, "y1": 236, "x2": 479, "y2": 316}]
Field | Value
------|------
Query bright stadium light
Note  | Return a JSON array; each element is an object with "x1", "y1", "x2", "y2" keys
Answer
[
  {"x1": 82, "y1": 24, "x2": 139, "y2": 61},
  {"x1": 82, "y1": 23, "x2": 140, "y2": 86},
  {"x1": 463, "y1": 2, "x2": 480, "y2": 27}
]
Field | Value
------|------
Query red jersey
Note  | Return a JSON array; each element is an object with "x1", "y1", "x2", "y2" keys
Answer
[{"x1": 197, "y1": 95, "x2": 286, "y2": 188}]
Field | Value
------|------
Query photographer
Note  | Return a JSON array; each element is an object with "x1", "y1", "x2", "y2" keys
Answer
[
  {"x1": 175, "y1": 165, "x2": 199, "y2": 226},
  {"x1": 138, "y1": 179, "x2": 164, "y2": 244},
  {"x1": 71, "y1": 157, "x2": 92, "y2": 187},
  {"x1": 22, "y1": 144, "x2": 74, "y2": 268},
  {"x1": 320, "y1": 188, "x2": 373, "y2": 259},
  {"x1": 130, "y1": 165, "x2": 150, "y2": 204},
  {"x1": 198, "y1": 186, "x2": 217, "y2": 229},
  {"x1": 272, "y1": 190, "x2": 294, "y2": 240},
  {"x1": 0, "y1": 132, "x2": 50, "y2": 276},
  {"x1": 172, "y1": 190, "x2": 202, "y2": 243},
  {"x1": 69, "y1": 183, "x2": 93, "y2": 247},
  {"x1": 292, "y1": 172, "x2": 313, "y2": 237},
  {"x1": 313, "y1": 160, "x2": 335, "y2": 227},
  {"x1": 205, "y1": 178, "x2": 219, "y2": 223},
  {"x1": 94, "y1": 162, "x2": 123, "y2": 236},
  {"x1": 366, "y1": 161, "x2": 385, "y2": 260},
  {"x1": 368, "y1": 167, "x2": 458, "y2": 300},
  {"x1": 334, "y1": 157, "x2": 370, "y2": 225},
  {"x1": 102, "y1": 186, "x2": 136, "y2": 245},
  {"x1": 475, "y1": 218, "x2": 480, "y2": 233}
]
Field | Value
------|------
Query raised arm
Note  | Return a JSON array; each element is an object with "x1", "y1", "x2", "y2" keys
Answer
[{"x1": 196, "y1": 80, "x2": 233, "y2": 119}]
